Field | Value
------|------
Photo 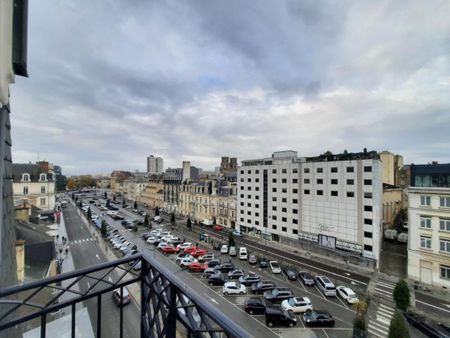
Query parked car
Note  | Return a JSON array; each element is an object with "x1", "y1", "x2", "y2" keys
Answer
[
  {"x1": 239, "y1": 247, "x2": 248, "y2": 260},
  {"x1": 175, "y1": 252, "x2": 191, "y2": 262},
  {"x1": 179, "y1": 256, "x2": 196, "y2": 268},
  {"x1": 228, "y1": 246, "x2": 237, "y2": 256},
  {"x1": 191, "y1": 248, "x2": 208, "y2": 258},
  {"x1": 259, "y1": 257, "x2": 269, "y2": 268},
  {"x1": 188, "y1": 262, "x2": 208, "y2": 272},
  {"x1": 207, "y1": 259, "x2": 221, "y2": 268},
  {"x1": 220, "y1": 245, "x2": 229, "y2": 254},
  {"x1": 244, "y1": 298, "x2": 266, "y2": 315},
  {"x1": 281, "y1": 297, "x2": 313, "y2": 314},
  {"x1": 283, "y1": 267, "x2": 298, "y2": 281},
  {"x1": 248, "y1": 253, "x2": 257, "y2": 264},
  {"x1": 112, "y1": 287, "x2": 131, "y2": 307},
  {"x1": 228, "y1": 269, "x2": 245, "y2": 279},
  {"x1": 239, "y1": 273, "x2": 261, "y2": 286},
  {"x1": 303, "y1": 310, "x2": 335, "y2": 327},
  {"x1": 202, "y1": 267, "x2": 218, "y2": 279},
  {"x1": 213, "y1": 225, "x2": 224, "y2": 231},
  {"x1": 208, "y1": 272, "x2": 227, "y2": 286},
  {"x1": 198, "y1": 253, "x2": 215, "y2": 263},
  {"x1": 232, "y1": 230, "x2": 242, "y2": 237},
  {"x1": 184, "y1": 246, "x2": 198, "y2": 254},
  {"x1": 336, "y1": 286, "x2": 359, "y2": 304},
  {"x1": 404, "y1": 311, "x2": 450, "y2": 338},
  {"x1": 251, "y1": 280, "x2": 276, "y2": 294},
  {"x1": 223, "y1": 282, "x2": 247, "y2": 295},
  {"x1": 160, "y1": 246, "x2": 180, "y2": 254},
  {"x1": 269, "y1": 261, "x2": 282, "y2": 274},
  {"x1": 146, "y1": 236, "x2": 159, "y2": 244},
  {"x1": 265, "y1": 306, "x2": 297, "y2": 327},
  {"x1": 315, "y1": 276, "x2": 337, "y2": 297},
  {"x1": 263, "y1": 288, "x2": 294, "y2": 303},
  {"x1": 213, "y1": 242, "x2": 222, "y2": 251},
  {"x1": 217, "y1": 262, "x2": 234, "y2": 273},
  {"x1": 299, "y1": 271, "x2": 314, "y2": 286},
  {"x1": 177, "y1": 242, "x2": 193, "y2": 250}
]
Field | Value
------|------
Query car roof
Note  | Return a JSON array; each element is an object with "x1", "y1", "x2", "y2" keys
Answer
[
  {"x1": 339, "y1": 286, "x2": 355, "y2": 294},
  {"x1": 294, "y1": 296, "x2": 311, "y2": 303}
]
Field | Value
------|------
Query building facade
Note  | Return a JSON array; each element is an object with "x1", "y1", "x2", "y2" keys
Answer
[
  {"x1": 140, "y1": 175, "x2": 164, "y2": 209},
  {"x1": 237, "y1": 150, "x2": 383, "y2": 264},
  {"x1": 12, "y1": 163, "x2": 56, "y2": 211},
  {"x1": 163, "y1": 168, "x2": 183, "y2": 212},
  {"x1": 407, "y1": 163, "x2": 450, "y2": 288},
  {"x1": 147, "y1": 155, "x2": 164, "y2": 174},
  {"x1": 379, "y1": 151, "x2": 404, "y2": 186}
]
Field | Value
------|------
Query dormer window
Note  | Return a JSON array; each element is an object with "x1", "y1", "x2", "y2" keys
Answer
[
  {"x1": 22, "y1": 173, "x2": 30, "y2": 182},
  {"x1": 39, "y1": 173, "x2": 47, "y2": 181}
]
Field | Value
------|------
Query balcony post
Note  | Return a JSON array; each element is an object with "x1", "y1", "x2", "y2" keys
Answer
[{"x1": 167, "y1": 284, "x2": 177, "y2": 338}]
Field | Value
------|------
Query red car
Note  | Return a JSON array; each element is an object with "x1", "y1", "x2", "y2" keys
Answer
[
  {"x1": 184, "y1": 246, "x2": 198, "y2": 254},
  {"x1": 191, "y1": 249, "x2": 208, "y2": 258},
  {"x1": 188, "y1": 262, "x2": 208, "y2": 272},
  {"x1": 161, "y1": 246, "x2": 180, "y2": 254},
  {"x1": 213, "y1": 225, "x2": 224, "y2": 231}
]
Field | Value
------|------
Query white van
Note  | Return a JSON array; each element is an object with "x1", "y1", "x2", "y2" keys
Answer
[
  {"x1": 228, "y1": 246, "x2": 237, "y2": 256},
  {"x1": 239, "y1": 247, "x2": 248, "y2": 260},
  {"x1": 315, "y1": 276, "x2": 336, "y2": 297}
]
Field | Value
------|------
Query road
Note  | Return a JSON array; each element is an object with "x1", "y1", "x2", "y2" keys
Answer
[{"x1": 64, "y1": 203, "x2": 140, "y2": 338}]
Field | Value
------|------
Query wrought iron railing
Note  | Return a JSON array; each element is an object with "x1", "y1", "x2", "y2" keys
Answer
[{"x1": 0, "y1": 253, "x2": 251, "y2": 338}]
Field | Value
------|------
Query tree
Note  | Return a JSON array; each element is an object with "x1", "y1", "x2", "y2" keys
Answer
[
  {"x1": 393, "y1": 280, "x2": 410, "y2": 311},
  {"x1": 113, "y1": 195, "x2": 116, "y2": 202},
  {"x1": 355, "y1": 300, "x2": 368, "y2": 316},
  {"x1": 228, "y1": 231, "x2": 235, "y2": 247},
  {"x1": 171, "y1": 212, "x2": 176, "y2": 223},
  {"x1": 101, "y1": 220, "x2": 107, "y2": 237},
  {"x1": 104, "y1": 192, "x2": 107, "y2": 199},
  {"x1": 155, "y1": 207, "x2": 159, "y2": 216},
  {"x1": 144, "y1": 214, "x2": 149, "y2": 227},
  {"x1": 212, "y1": 216, "x2": 216, "y2": 225},
  {"x1": 122, "y1": 199, "x2": 126, "y2": 207},
  {"x1": 353, "y1": 315, "x2": 366, "y2": 332},
  {"x1": 187, "y1": 217, "x2": 192, "y2": 230},
  {"x1": 134, "y1": 201, "x2": 138, "y2": 210},
  {"x1": 106, "y1": 199, "x2": 110, "y2": 207},
  {"x1": 388, "y1": 311, "x2": 410, "y2": 338},
  {"x1": 87, "y1": 207, "x2": 92, "y2": 220}
]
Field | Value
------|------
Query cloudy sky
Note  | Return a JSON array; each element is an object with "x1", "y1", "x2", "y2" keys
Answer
[{"x1": 10, "y1": 1, "x2": 450, "y2": 175}]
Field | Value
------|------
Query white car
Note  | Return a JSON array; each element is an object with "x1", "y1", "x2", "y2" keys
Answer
[
  {"x1": 179, "y1": 256, "x2": 196, "y2": 268},
  {"x1": 336, "y1": 286, "x2": 359, "y2": 304},
  {"x1": 198, "y1": 253, "x2": 215, "y2": 262},
  {"x1": 220, "y1": 245, "x2": 229, "y2": 254},
  {"x1": 150, "y1": 230, "x2": 160, "y2": 236},
  {"x1": 269, "y1": 261, "x2": 282, "y2": 274},
  {"x1": 146, "y1": 236, "x2": 158, "y2": 244},
  {"x1": 281, "y1": 297, "x2": 313, "y2": 313},
  {"x1": 114, "y1": 240, "x2": 127, "y2": 249},
  {"x1": 177, "y1": 242, "x2": 193, "y2": 250},
  {"x1": 156, "y1": 242, "x2": 168, "y2": 249},
  {"x1": 222, "y1": 282, "x2": 247, "y2": 296}
]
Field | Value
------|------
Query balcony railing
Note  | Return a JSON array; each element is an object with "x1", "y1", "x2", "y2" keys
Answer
[{"x1": 0, "y1": 252, "x2": 251, "y2": 338}]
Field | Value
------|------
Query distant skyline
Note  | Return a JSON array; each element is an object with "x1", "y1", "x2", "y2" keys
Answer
[{"x1": 10, "y1": 1, "x2": 450, "y2": 175}]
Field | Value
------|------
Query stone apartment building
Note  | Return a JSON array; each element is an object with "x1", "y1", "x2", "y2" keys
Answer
[
  {"x1": 12, "y1": 163, "x2": 56, "y2": 211},
  {"x1": 238, "y1": 150, "x2": 383, "y2": 265},
  {"x1": 140, "y1": 174, "x2": 164, "y2": 209},
  {"x1": 407, "y1": 163, "x2": 450, "y2": 288}
]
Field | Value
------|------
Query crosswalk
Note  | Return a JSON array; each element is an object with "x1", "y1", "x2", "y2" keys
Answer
[
  {"x1": 368, "y1": 278, "x2": 397, "y2": 337},
  {"x1": 70, "y1": 237, "x2": 94, "y2": 244}
]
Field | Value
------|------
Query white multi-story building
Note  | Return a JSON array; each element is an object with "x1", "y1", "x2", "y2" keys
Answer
[
  {"x1": 407, "y1": 164, "x2": 450, "y2": 288},
  {"x1": 237, "y1": 150, "x2": 383, "y2": 265},
  {"x1": 147, "y1": 155, "x2": 164, "y2": 174}
]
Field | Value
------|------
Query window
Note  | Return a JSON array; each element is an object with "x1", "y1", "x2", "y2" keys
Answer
[
  {"x1": 364, "y1": 232, "x2": 373, "y2": 238},
  {"x1": 272, "y1": 215, "x2": 277, "y2": 220},
  {"x1": 282, "y1": 217, "x2": 287, "y2": 222},
  {"x1": 41, "y1": 186, "x2": 46, "y2": 193},
  {"x1": 240, "y1": 210, "x2": 244, "y2": 214},
  {"x1": 420, "y1": 236, "x2": 432, "y2": 249},
  {"x1": 317, "y1": 179, "x2": 323, "y2": 184},
  {"x1": 440, "y1": 219, "x2": 450, "y2": 232},
  {"x1": 293, "y1": 219, "x2": 298, "y2": 224},
  {"x1": 255, "y1": 170, "x2": 260, "y2": 174},
  {"x1": 304, "y1": 189, "x2": 310, "y2": 195},
  {"x1": 347, "y1": 191, "x2": 355, "y2": 197},
  {"x1": 23, "y1": 186, "x2": 28, "y2": 195},
  {"x1": 272, "y1": 178, "x2": 277, "y2": 183},
  {"x1": 293, "y1": 179, "x2": 298, "y2": 184},
  {"x1": 272, "y1": 225, "x2": 277, "y2": 230},
  {"x1": 282, "y1": 227, "x2": 287, "y2": 232},
  {"x1": 364, "y1": 166, "x2": 372, "y2": 172},
  {"x1": 247, "y1": 178, "x2": 251, "y2": 182},
  {"x1": 292, "y1": 168, "x2": 298, "y2": 174},
  {"x1": 440, "y1": 239, "x2": 450, "y2": 253},
  {"x1": 240, "y1": 194, "x2": 244, "y2": 198},
  {"x1": 441, "y1": 265, "x2": 450, "y2": 279},
  {"x1": 331, "y1": 191, "x2": 338, "y2": 197},
  {"x1": 255, "y1": 221, "x2": 259, "y2": 225},
  {"x1": 364, "y1": 179, "x2": 372, "y2": 185},
  {"x1": 347, "y1": 167, "x2": 354, "y2": 173},
  {"x1": 282, "y1": 169, "x2": 287, "y2": 174},
  {"x1": 282, "y1": 198, "x2": 287, "y2": 203},
  {"x1": 292, "y1": 189, "x2": 298, "y2": 194},
  {"x1": 240, "y1": 186, "x2": 244, "y2": 190},
  {"x1": 420, "y1": 217, "x2": 432, "y2": 229},
  {"x1": 440, "y1": 197, "x2": 450, "y2": 208},
  {"x1": 40, "y1": 198, "x2": 46, "y2": 206},
  {"x1": 304, "y1": 168, "x2": 310, "y2": 173},
  {"x1": 364, "y1": 245, "x2": 372, "y2": 251},
  {"x1": 240, "y1": 178, "x2": 244, "y2": 182},
  {"x1": 331, "y1": 179, "x2": 338, "y2": 185},
  {"x1": 317, "y1": 168, "x2": 323, "y2": 173},
  {"x1": 272, "y1": 197, "x2": 277, "y2": 202},
  {"x1": 293, "y1": 229, "x2": 298, "y2": 234},
  {"x1": 331, "y1": 167, "x2": 338, "y2": 173},
  {"x1": 240, "y1": 202, "x2": 244, "y2": 206},
  {"x1": 293, "y1": 209, "x2": 298, "y2": 214},
  {"x1": 317, "y1": 190, "x2": 323, "y2": 196},
  {"x1": 420, "y1": 196, "x2": 431, "y2": 206},
  {"x1": 304, "y1": 178, "x2": 310, "y2": 184},
  {"x1": 247, "y1": 219, "x2": 251, "y2": 223},
  {"x1": 247, "y1": 211, "x2": 251, "y2": 215},
  {"x1": 247, "y1": 203, "x2": 252, "y2": 207},
  {"x1": 240, "y1": 170, "x2": 244, "y2": 174},
  {"x1": 247, "y1": 170, "x2": 251, "y2": 174},
  {"x1": 292, "y1": 199, "x2": 298, "y2": 204},
  {"x1": 364, "y1": 192, "x2": 373, "y2": 199},
  {"x1": 272, "y1": 206, "x2": 277, "y2": 211},
  {"x1": 282, "y1": 188, "x2": 287, "y2": 193},
  {"x1": 364, "y1": 205, "x2": 373, "y2": 212},
  {"x1": 255, "y1": 195, "x2": 260, "y2": 200},
  {"x1": 272, "y1": 188, "x2": 277, "y2": 192},
  {"x1": 22, "y1": 173, "x2": 30, "y2": 182},
  {"x1": 282, "y1": 179, "x2": 287, "y2": 184},
  {"x1": 282, "y1": 207, "x2": 287, "y2": 212},
  {"x1": 255, "y1": 187, "x2": 260, "y2": 191},
  {"x1": 247, "y1": 195, "x2": 251, "y2": 199},
  {"x1": 255, "y1": 204, "x2": 259, "y2": 208},
  {"x1": 255, "y1": 212, "x2": 259, "y2": 217},
  {"x1": 255, "y1": 178, "x2": 260, "y2": 183},
  {"x1": 247, "y1": 187, "x2": 251, "y2": 191},
  {"x1": 347, "y1": 179, "x2": 354, "y2": 185},
  {"x1": 272, "y1": 169, "x2": 277, "y2": 174},
  {"x1": 364, "y1": 218, "x2": 373, "y2": 225}
]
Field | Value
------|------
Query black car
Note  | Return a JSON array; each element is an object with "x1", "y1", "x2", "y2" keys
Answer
[
  {"x1": 202, "y1": 267, "x2": 218, "y2": 279},
  {"x1": 283, "y1": 267, "x2": 298, "y2": 281},
  {"x1": 207, "y1": 259, "x2": 221, "y2": 268},
  {"x1": 121, "y1": 220, "x2": 128, "y2": 225},
  {"x1": 259, "y1": 257, "x2": 269, "y2": 268},
  {"x1": 299, "y1": 271, "x2": 315, "y2": 286},
  {"x1": 265, "y1": 306, "x2": 297, "y2": 327},
  {"x1": 244, "y1": 298, "x2": 266, "y2": 315},
  {"x1": 213, "y1": 242, "x2": 222, "y2": 251},
  {"x1": 141, "y1": 233, "x2": 152, "y2": 240},
  {"x1": 239, "y1": 273, "x2": 261, "y2": 286},
  {"x1": 405, "y1": 312, "x2": 449, "y2": 338},
  {"x1": 251, "y1": 281, "x2": 276, "y2": 294},
  {"x1": 133, "y1": 219, "x2": 144, "y2": 226},
  {"x1": 208, "y1": 272, "x2": 227, "y2": 286},
  {"x1": 303, "y1": 310, "x2": 335, "y2": 327},
  {"x1": 217, "y1": 262, "x2": 234, "y2": 273},
  {"x1": 263, "y1": 288, "x2": 294, "y2": 303}
]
